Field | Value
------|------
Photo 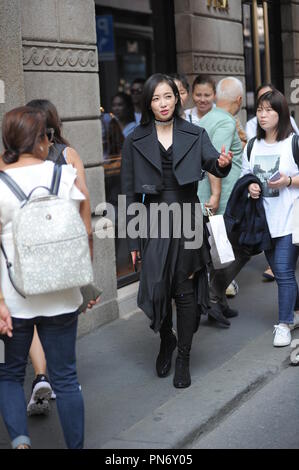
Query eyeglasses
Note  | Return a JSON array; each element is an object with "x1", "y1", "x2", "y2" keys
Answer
[{"x1": 46, "y1": 128, "x2": 55, "y2": 142}]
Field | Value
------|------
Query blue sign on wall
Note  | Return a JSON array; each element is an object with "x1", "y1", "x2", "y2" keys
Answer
[{"x1": 96, "y1": 15, "x2": 115, "y2": 61}]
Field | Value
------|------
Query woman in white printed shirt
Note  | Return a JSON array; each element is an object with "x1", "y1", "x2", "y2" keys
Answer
[{"x1": 242, "y1": 89, "x2": 299, "y2": 347}]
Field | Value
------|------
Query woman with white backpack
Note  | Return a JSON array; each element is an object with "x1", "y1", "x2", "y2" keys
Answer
[{"x1": 0, "y1": 106, "x2": 90, "y2": 448}]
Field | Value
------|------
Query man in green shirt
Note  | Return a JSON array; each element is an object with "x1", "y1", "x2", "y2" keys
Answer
[
  {"x1": 198, "y1": 77, "x2": 245, "y2": 327},
  {"x1": 198, "y1": 76, "x2": 244, "y2": 215}
]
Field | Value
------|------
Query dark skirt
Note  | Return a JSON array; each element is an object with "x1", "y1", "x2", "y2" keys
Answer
[{"x1": 137, "y1": 189, "x2": 210, "y2": 332}]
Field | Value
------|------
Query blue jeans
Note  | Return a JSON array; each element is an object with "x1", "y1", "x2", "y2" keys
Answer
[
  {"x1": 265, "y1": 234, "x2": 299, "y2": 324},
  {"x1": 0, "y1": 311, "x2": 84, "y2": 449}
]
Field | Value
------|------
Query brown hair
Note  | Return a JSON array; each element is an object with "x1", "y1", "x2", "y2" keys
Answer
[
  {"x1": 256, "y1": 90, "x2": 293, "y2": 141},
  {"x1": 2, "y1": 106, "x2": 46, "y2": 164},
  {"x1": 26, "y1": 99, "x2": 69, "y2": 146}
]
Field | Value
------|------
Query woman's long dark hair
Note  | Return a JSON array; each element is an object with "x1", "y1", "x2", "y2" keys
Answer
[
  {"x1": 256, "y1": 90, "x2": 293, "y2": 141},
  {"x1": 2, "y1": 106, "x2": 46, "y2": 164},
  {"x1": 26, "y1": 99, "x2": 69, "y2": 146},
  {"x1": 140, "y1": 73, "x2": 182, "y2": 125}
]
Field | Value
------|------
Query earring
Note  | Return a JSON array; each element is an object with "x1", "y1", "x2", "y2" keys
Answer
[{"x1": 40, "y1": 146, "x2": 44, "y2": 152}]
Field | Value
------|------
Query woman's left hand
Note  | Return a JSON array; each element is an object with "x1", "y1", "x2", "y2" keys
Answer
[
  {"x1": 267, "y1": 173, "x2": 289, "y2": 190},
  {"x1": 218, "y1": 145, "x2": 233, "y2": 168}
]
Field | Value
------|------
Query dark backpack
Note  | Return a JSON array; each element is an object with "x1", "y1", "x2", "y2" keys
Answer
[{"x1": 247, "y1": 135, "x2": 299, "y2": 167}]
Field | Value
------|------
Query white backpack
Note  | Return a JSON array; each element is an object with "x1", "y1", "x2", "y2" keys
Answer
[{"x1": 0, "y1": 164, "x2": 93, "y2": 297}]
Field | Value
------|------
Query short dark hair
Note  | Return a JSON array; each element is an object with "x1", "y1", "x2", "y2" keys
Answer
[
  {"x1": 170, "y1": 73, "x2": 190, "y2": 93},
  {"x1": 131, "y1": 78, "x2": 146, "y2": 87},
  {"x1": 26, "y1": 99, "x2": 69, "y2": 146},
  {"x1": 256, "y1": 90, "x2": 293, "y2": 141},
  {"x1": 192, "y1": 75, "x2": 216, "y2": 93},
  {"x1": 111, "y1": 92, "x2": 135, "y2": 124},
  {"x1": 2, "y1": 106, "x2": 46, "y2": 164},
  {"x1": 140, "y1": 73, "x2": 182, "y2": 126}
]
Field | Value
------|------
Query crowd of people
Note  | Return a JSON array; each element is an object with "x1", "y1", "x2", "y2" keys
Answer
[{"x1": 0, "y1": 71, "x2": 299, "y2": 449}]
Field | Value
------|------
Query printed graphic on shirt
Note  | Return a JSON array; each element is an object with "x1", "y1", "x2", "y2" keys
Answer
[{"x1": 253, "y1": 154, "x2": 280, "y2": 197}]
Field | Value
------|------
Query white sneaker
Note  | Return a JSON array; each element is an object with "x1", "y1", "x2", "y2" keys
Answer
[
  {"x1": 225, "y1": 280, "x2": 239, "y2": 298},
  {"x1": 273, "y1": 324, "x2": 291, "y2": 347}
]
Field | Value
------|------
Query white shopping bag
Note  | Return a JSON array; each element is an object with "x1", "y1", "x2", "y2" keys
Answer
[
  {"x1": 292, "y1": 198, "x2": 299, "y2": 245},
  {"x1": 206, "y1": 213, "x2": 235, "y2": 269}
]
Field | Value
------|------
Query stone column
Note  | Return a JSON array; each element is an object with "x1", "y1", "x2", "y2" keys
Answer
[
  {"x1": 1, "y1": 0, "x2": 119, "y2": 334},
  {"x1": 281, "y1": 0, "x2": 299, "y2": 122},
  {"x1": 0, "y1": 0, "x2": 25, "y2": 145},
  {"x1": 174, "y1": 0, "x2": 246, "y2": 122}
]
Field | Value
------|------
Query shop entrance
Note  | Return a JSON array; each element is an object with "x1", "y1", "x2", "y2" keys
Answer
[{"x1": 242, "y1": 0, "x2": 284, "y2": 118}]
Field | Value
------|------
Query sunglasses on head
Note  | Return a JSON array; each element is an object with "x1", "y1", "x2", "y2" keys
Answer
[{"x1": 46, "y1": 127, "x2": 55, "y2": 142}]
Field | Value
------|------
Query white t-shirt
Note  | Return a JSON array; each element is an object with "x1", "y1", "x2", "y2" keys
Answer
[
  {"x1": 0, "y1": 161, "x2": 85, "y2": 319},
  {"x1": 246, "y1": 116, "x2": 299, "y2": 140},
  {"x1": 241, "y1": 135, "x2": 299, "y2": 238},
  {"x1": 184, "y1": 107, "x2": 202, "y2": 127}
]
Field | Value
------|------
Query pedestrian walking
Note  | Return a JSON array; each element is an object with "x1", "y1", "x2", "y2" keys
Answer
[
  {"x1": 197, "y1": 77, "x2": 244, "y2": 325},
  {"x1": 24, "y1": 99, "x2": 98, "y2": 417},
  {"x1": 121, "y1": 73, "x2": 232, "y2": 388},
  {"x1": 209, "y1": 89, "x2": 299, "y2": 346},
  {"x1": 246, "y1": 84, "x2": 299, "y2": 282},
  {"x1": 0, "y1": 106, "x2": 87, "y2": 448}
]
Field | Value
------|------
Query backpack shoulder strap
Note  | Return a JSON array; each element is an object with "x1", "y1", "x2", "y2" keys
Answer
[
  {"x1": 247, "y1": 137, "x2": 257, "y2": 162},
  {"x1": 292, "y1": 134, "x2": 299, "y2": 168},
  {"x1": 0, "y1": 171, "x2": 27, "y2": 202},
  {"x1": 50, "y1": 163, "x2": 62, "y2": 195}
]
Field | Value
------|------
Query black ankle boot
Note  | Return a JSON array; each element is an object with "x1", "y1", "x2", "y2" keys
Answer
[
  {"x1": 156, "y1": 332, "x2": 177, "y2": 378},
  {"x1": 173, "y1": 347, "x2": 191, "y2": 388}
]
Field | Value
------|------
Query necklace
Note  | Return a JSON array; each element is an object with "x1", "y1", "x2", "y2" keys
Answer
[{"x1": 154, "y1": 117, "x2": 174, "y2": 127}]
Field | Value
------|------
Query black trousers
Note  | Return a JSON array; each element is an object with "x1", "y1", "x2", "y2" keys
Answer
[{"x1": 160, "y1": 278, "x2": 197, "y2": 351}]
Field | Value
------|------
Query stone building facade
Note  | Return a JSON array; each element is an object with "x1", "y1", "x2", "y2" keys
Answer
[
  {"x1": 0, "y1": 0, "x2": 118, "y2": 336},
  {"x1": 0, "y1": 0, "x2": 298, "y2": 334}
]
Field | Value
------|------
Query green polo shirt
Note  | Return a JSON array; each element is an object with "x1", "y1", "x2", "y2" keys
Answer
[{"x1": 197, "y1": 107, "x2": 243, "y2": 215}]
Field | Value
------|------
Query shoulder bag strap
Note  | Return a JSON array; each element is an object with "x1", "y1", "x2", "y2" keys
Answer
[
  {"x1": 0, "y1": 245, "x2": 26, "y2": 298},
  {"x1": 50, "y1": 163, "x2": 62, "y2": 195},
  {"x1": 246, "y1": 137, "x2": 257, "y2": 162}
]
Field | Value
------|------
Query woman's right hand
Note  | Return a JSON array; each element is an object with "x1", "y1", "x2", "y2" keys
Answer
[
  {"x1": 0, "y1": 300, "x2": 13, "y2": 337},
  {"x1": 248, "y1": 183, "x2": 261, "y2": 199}
]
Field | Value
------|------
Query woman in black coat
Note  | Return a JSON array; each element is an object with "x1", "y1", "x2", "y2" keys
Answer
[{"x1": 121, "y1": 74, "x2": 232, "y2": 388}]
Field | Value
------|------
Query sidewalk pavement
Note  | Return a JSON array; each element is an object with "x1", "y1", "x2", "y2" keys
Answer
[{"x1": 0, "y1": 253, "x2": 298, "y2": 449}]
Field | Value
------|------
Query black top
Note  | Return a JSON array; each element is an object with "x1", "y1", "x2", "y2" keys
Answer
[
  {"x1": 47, "y1": 143, "x2": 67, "y2": 166},
  {"x1": 159, "y1": 142, "x2": 196, "y2": 193}
]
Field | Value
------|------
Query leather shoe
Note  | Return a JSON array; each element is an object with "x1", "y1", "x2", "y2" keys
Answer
[
  {"x1": 208, "y1": 303, "x2": 231, "y2": 327},
  {"x1": 223, "y1": 306, "x2": 239, "y2": 318},
  {"x1": 156, "y1": 332, "x2": 177, "y2": 378}
]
